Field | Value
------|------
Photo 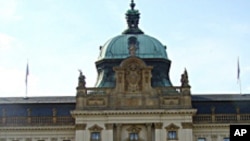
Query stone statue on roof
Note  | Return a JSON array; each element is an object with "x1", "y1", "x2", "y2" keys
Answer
[
  {"x1": 181, "y1": 68, "x2": 190, "y2": 87},
  {"x1": 78, "y1": 69, "x2": 86, "y2": 88}
]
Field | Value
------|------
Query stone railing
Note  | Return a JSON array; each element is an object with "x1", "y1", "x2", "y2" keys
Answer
[
  {"x1": 155, "y1": 86, "x2": 182, "y2": 94},
  {"x1": 193, "y1": 114, "x2": 250, "y2": 123},
  {"x1": 85, "y1": 87, "x2": 113, "y2": 95},
  {"x1": 79, "y1": 86, "x2": 188, "y2": 95},
  {"x1": 0, "y1": 116, "x2": 74, "y2": 126}
]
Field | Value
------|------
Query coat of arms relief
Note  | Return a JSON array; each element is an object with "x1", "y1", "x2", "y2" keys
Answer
[
  {"x1": 125, "y1": 62, "x2": 141, "y2": 92},
  {"x1": 113, "y1": 56, "x2": 153, "y2": 94}
]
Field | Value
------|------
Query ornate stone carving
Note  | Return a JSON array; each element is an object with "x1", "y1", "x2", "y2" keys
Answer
[
  {"x1": 75, "y1": 124, "x2": 87, "y2": 130},
  {"x1": 165, "y1": 123, "x2": 180, "y2": 130},
  {"x1": 113, "y1": 56, "x2": 153, "y2": 94},
  {"x1": 125, "y1": 62, "x2": 141, "y2": 92},
  {"x1": 77, "y1": 69, "x2": 86, "y2": 88},
  {"x1": 211, "y1": 135, "x2": 218, "y2": 141},
  {"x1": 129, "y1": 44, "x2": 137, "y2": 56},
  {"x1": 181, "y1": 122, "x2": 193, "y2": 129},
  {"x1": 87, "y1": 98, "x2": 106, "y2": 106},
  {"x1": 154, "y1": 123, "x2": 163, "y2": 129},
  {"x1": 88, "y1": 124, "x2": 103, "y2": 131},
  {"x1": 105, "y1": 123, "x2": 114, "y2": 130},
  {"x1": 181, "y1": 68, "x2": 190, "y2": 87},
  {"x1": 126, "y1": 125, "x2": 141, "y2": 133},
  {"x1": 162, "y1": 98, "x2": 179, "y2": 105}
]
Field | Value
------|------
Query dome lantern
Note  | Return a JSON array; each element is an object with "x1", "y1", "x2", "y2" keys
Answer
[{"x1": 122, "y1": 0, "x2": 144, "y2": 34}]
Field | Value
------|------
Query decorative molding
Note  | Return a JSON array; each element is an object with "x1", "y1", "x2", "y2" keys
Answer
[
  {"x1": 165, "y1": 123, "x2": 180, "y2": 130},
  {"x1": 193, "y1": 124, "x2": 230, "y2": 129},
  {"x1": 154, "y1": 123, "x2": 163, "y2": 129},
  {"x1": 0, "y1": 126, "x2": 75, "y2": 131},
  {"x1": 162, "y1": 98, "x2": 179, "y2": 105},
  {"x1": 211, "y1": 135, "x2": 217, "y2": 139},
  {"x1": 71, "y1": 109, "x2": 197, "y2": 116},
  {"x1": 181, "y1": 122, "x2": 193, "y2": 129},
  {"x1": 87, "y1": 98, "x2": 106, "y2": 106},
  {"x1": 105, "y1": 123, "x2": 113, "y2": 130},
  {"x1": 88, "y1": 124, "x2": 103, "y2": 131},
  {"x1": 127, "y1": 125, "x2": 141, "y2": 133},
  {"x1": 75, "y1": 123, "x2": 87, "y2": 130}
]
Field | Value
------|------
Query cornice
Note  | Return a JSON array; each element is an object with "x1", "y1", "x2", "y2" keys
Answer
[
  {"x1": 0, "y1": 126, "x2": 75, "y2": 131},
  {"x1": 193, "y1": 124, "x2": 230, "y2": 129},
  {"x1": 71, "y1": 109, "x2": 197, "y2": 117}
]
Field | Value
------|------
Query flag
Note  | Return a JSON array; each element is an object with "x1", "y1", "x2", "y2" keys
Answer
[
  {"x1": 237, "y1": 57, "x2": 240, "y2": 83},
  {"x1": 25, "y1": 63, "x2": 29, "y2": 86}
]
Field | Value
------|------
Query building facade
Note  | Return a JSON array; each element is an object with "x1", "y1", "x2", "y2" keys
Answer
[{"x1": 0, "y1": 1, "x2": 249, "y2": 141}]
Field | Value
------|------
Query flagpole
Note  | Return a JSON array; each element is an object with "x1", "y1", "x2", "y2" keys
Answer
[
  {"x1": 239, "y1": 79, "x2": 242, "y2": 95},
  {"x1": 25, "y1": 60, "x2": 29, "y2": 98},
  {"x1": 237, "y1": 57, "x2": 242, "y2": 95}
]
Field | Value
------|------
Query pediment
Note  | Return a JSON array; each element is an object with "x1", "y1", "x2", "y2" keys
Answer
[
  {"x1": 165, "y1": 123, "x2": 180, "y2": 130},
  {"x1": 88, "y1": 124, "x2": 103, "y2": 131},
  {"x1": 126, "y1": 125, "x2": 141, "y2": 133}
]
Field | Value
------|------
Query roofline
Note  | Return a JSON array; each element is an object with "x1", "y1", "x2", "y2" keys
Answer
[{"x1": 1, "y1": 94, "x2": 250, "y2": 104}]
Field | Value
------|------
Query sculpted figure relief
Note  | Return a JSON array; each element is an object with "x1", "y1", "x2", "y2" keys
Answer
[{"x1": 125, "y1": 63, "x2": 141, "y2": 92}]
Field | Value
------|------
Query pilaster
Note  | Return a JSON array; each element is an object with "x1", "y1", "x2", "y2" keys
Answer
[
  {"x1": 154, "y1": 123, "x2": 163, "y2": 141},
  {"x1": 116, "y1": 123, "x2": 122, "y2": 141},
  {"x1": 146, "y1": 123, "x2": 152, "y2": 141},
  {"x1": 105, "y1": 124, "x2": 114, "y2": 141},
  {"x1": 75, "y1": 124, "x2": 86, "y2": 141}
]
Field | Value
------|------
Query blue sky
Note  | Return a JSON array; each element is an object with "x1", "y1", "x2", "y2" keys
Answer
[{"x1": 0, "y1": 0, "x2": 249, "y2": 97}]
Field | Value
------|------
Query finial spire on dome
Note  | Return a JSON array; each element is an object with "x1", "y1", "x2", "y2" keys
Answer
[
  {"x1": 122, "y1": 0, "x2": 144, "y2": 34},
  {"x1": 130, "y1": 0, "x2": 135, "y2": 10}
]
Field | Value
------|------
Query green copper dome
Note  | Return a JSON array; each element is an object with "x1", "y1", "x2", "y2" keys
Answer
[
  {"x1": 97, "y1": 34, "x2": 168, "y2": 61},
  {"x1": 94, "y1": 0, "x2": 172, "y2": 88}
]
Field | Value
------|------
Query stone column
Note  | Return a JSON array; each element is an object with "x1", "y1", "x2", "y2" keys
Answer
[
  {"x1": 105, "y1": 123, "x2": 114, "y2": 141},
  {"x1": 154, "y1": 123, "x2": 163, "y2": 141},
  {"x1": 116, "y1": 123, "x2": 122, "y2": 141},
  {"x1": 75, "y1": 124, "x2": 87, "y2": 141},
  {"x1": 146, "y1": 123, "x2": 152, "y2": 141}
]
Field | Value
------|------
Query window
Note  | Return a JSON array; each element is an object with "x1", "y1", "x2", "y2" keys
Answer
[
  {"x1": 165, "y1": 123, "x2": 179, "y2": 140},
  {"x1": 129, "y1": 133, "x2": 139, "y2": 141},
  {"x1": 223, "y1": 138, "x2": 230, "y2": 141},
  {"x1": 91, "y1": 132, "x2": 101, "y2": 141},
  {"x1": 197, "y1": 138, "x2": 206, "y2": 141},
  {"x1": 88, "y1": 124, "x2": 103, "y2": 141},
  {"x1": 168, "y1": 131, "x2": 177, "y2": 140}
]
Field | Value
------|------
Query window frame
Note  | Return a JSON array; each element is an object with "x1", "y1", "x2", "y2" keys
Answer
[
  {"x1": 129, "y1": 132, "x2": 139, "y2": 141},
  {"x1": 90, "y1": 132, "x2": 101, "y2": 141},
  {"x1": 88, "y1": 124, "x2": 103, "y2": 141},
  {"x1": 197, "y1": 138, "x2": 206, "y2": 141},
  {"x1": 167, "y1": 131, "x2": 177, "y2": 140},
  {"x1": 165, "y1": 123, "x2": 179, "y2": 141}
]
